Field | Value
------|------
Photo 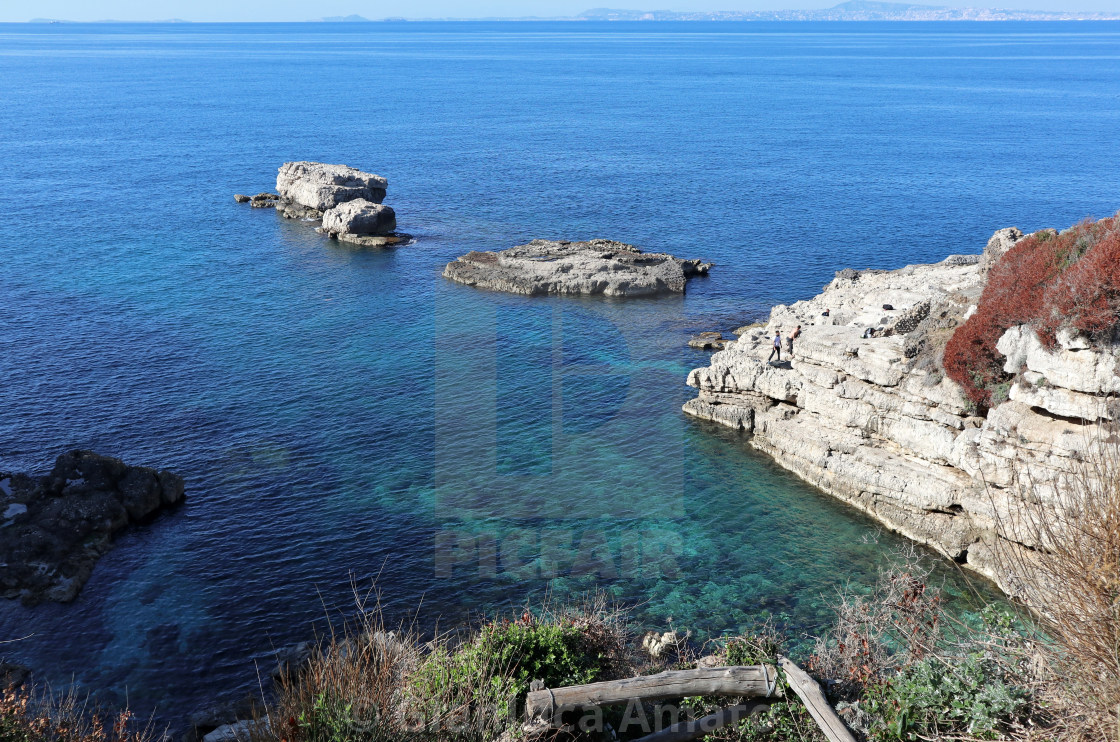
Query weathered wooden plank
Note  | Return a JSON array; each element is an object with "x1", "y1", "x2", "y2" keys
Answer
[
  {"x1": 779, "y1": 656, "x2": 856, "y2": 742},
  {"x1": 634, "y1": 700, "x2": 773, "y2": 742},
  {"x1": 525, "y1": 665, "x2": 780, "y2": 721}
]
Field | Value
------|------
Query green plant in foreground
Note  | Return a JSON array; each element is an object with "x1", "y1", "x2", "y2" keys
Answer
[
  {"x1": 703, "y1": 700, "x2": 825, "y2": 742},
  {"x1": 863, "y1": 653, "x2": 1029, "y2": 741},
  {"x1": 473, "y1": 614, "x2": 608, "y2": 700},
  {"x1": 724, "y1": 627, "x2": 783, "y2": 667},
  {"x1": 294, "y1": 692, "x2": 358, "y2": 742}
]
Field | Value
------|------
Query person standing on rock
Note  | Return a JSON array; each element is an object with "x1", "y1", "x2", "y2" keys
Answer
[
  {"x1": 787, "y1": 325, "x2": 801, "y2": 356},
  {"x1": 768, "y1": 330, "x2": 782, "y2": 363}
]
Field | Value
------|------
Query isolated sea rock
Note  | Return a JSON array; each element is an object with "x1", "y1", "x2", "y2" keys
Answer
[
  {"x1": 0, "y1": 451, "x2": 185, "y2": 605},
  {"x1": 275, "y1": 161, "x2": 387, "y2": 213},
  {"x1": 236, "y1": 162, "x2": 409, "y2": 247},
  {"x1": 682, "y1": 233, "x2": 1120, "y2": 596},
  {"x1": 443, "y1": 239, "x2": 712, "y2": 297}
]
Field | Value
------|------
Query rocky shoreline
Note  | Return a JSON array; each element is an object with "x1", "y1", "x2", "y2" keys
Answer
[
  {"x1": 443, "y1": 238, "x2": 712, "y2": 297},
  {"x1": 683, "y1": 226, "x2": 1117, "y2": 594},
  {"x1": 0, "y1": 450, "x2": 185, "y2": 605},
  {"x1": 236, "y1": 161, "x2": 410, "y2": 248}
]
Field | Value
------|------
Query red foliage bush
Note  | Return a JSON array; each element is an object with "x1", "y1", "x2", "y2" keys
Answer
[{"x1": 943, "y1": 215, "x2": 1120, "y2": 410}]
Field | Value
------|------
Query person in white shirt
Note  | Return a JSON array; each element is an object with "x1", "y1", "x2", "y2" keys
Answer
[{"x1": 768, "y1": 330, "x2": 782, "y2": 363}]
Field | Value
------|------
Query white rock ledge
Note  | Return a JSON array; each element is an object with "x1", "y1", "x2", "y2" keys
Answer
[{"x1": 683, "y1": 229, "x2": 1120, "y2": 595}]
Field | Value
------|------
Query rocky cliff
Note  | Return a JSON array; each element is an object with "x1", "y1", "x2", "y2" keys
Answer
[{"x1": 683, "y1": 228, "x2": 1118, "y2": 593}]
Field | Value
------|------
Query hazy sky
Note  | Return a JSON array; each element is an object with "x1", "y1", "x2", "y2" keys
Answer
[{"x1": 4, "y1": 0, "x2": 1119, "y2": 22}]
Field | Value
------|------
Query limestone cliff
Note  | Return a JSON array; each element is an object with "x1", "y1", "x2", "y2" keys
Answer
[{"x1": 683, "y1": 228, "x2": 1118, "y2": 593}]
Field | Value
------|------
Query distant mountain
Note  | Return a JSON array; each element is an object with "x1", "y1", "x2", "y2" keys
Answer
[
  {"x1": 319, "y1": 15, "x2": 374, "y2": 22},
  {"x1": 579, "y1": 1, "x2": 1120, "y2": 21}
]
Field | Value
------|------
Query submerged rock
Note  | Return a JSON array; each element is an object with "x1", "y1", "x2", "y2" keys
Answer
[
  {"x1": 0, "y1": 451, "x2": 185, "y2": 605},
  {"x1": 443, "y1": 239, "x2": 712, "y2": 297},
  {"x1": 275, "y1": 161, "x2": 387, "y2": 213}
]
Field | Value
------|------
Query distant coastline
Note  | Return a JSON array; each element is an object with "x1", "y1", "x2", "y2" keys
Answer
[{"x1": 24, "y1": 0, "x2": 1120, "y2": 24}]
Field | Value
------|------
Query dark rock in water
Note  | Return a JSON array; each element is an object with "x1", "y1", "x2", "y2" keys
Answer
[
  {"x1": 0, "y1": 451, "x2": 185, "y2": 605},
  {"x1": 269, "y1": 640, "x2": 318, "y2": 680},
  {"x1": 233, "y1": 194, "x2": 250, "y2": 203},
  {"x1": 443, "y1": 239, "x2": 713, "y2": 297},
  {"x1": 882, "y1": 303, "x2": 894, "y2": 311},
  {"x1": 689, "y1": 331, "x2": 729, "y2": 351},
  {"x1": 249, "y1": 192, "x2": 279, "y2": 209},
  {"x1": 330, "y1": 233, "x2": 411, "y2": 248},
  {"x1": 275, "y1": 198, "x2": 324, "y2": 221},
  {"x1": 0, "y1": 661, "x2": 30, "y2": 688}
]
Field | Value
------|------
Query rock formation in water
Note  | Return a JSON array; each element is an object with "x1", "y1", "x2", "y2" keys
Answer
[
  {"x1": 235, "y1": 162, "x2": 408, "y2": 247},
  {"x1": 689, "y1": 331, "x2": 730, "y2": 350},
  {"x1": 443, "y1": 239, "x2": 712, "y2": 297},
  {"x1": 683, "y1": 226, "x2": 1119, "y2": 594},
  {"x1": 0, "y1": 450, "x2": 185, "y2": 605},
  {"x1": 276, "y1": 161, "x2": 387, "y2": 212}
]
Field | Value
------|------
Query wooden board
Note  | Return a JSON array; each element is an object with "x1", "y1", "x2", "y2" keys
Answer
[
  {"x1": 778, "y1": 656, "x2": 856, "y2": 742},
  {"x1": 525, "y1": 665, "x2": 781, "y2": 721}
]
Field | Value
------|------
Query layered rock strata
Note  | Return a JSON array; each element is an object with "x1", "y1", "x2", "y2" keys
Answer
[
  {"x1": 236, "y1": 162, "x2": 408, "y2": 247},
  {"x1": 0, "y1": 450, "x2": 185, "y2": 604},
  {"x1": 443, "y1": 239, "x2": 712, "y2": 297},
  {"x1": 683, "y1": 228, "x2": 1118, "y2": 593}
]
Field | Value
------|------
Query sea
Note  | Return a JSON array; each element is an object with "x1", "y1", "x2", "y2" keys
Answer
[{"x1": 1, "y1": 19, "x2": 1119, "y2": 726}]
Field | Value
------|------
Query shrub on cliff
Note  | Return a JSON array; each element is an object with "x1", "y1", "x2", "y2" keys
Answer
[{"x1": 943, "y1": 214, "x2": 1120, "y2": 409}]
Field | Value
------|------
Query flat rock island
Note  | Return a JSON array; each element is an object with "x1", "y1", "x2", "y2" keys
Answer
[
  {"x1": 443, "y1": 239, "x2": 712, "y2": 297},
  {"x1": 236, "y1": 161, "x2": 409, "y2": 247}
]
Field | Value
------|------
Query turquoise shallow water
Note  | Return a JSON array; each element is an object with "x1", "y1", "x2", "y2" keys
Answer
[{"x1": 1, "y1": 20, "x2": 1119, "y2": 725}]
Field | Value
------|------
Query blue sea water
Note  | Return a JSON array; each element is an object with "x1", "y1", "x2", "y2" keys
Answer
[{"x1": 1, "y1": 20, "x2": 1119, "y2": 725}]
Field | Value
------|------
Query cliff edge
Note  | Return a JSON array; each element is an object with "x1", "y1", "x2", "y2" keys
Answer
[{"x1": 684, "y1": 225, "x2": 1119, "y2": 594}]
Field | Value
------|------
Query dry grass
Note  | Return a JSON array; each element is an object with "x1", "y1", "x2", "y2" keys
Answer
[
  {"x1": 254, "y1": 588, "x2": 633, "y2": 742},
  {"x1": 992, "y1": 431, "x2": 1120, "y2": 741},
  {"x1": 809, "y1": 546, "x2": 949, "y2": 696},
  {"x1": 255, "y1": 590, "x2": 513, "y2": 742},
  {"x1": 0, "y1": 684, "x2": 157, "y2": 742}
]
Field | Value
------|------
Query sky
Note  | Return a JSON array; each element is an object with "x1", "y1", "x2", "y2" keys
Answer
[{"x1": 4, "y1": 0, "x2": 1120, "y2": 22}]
